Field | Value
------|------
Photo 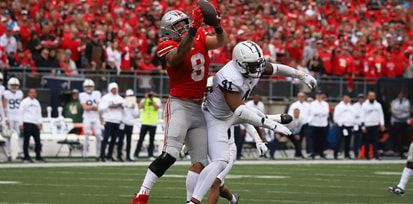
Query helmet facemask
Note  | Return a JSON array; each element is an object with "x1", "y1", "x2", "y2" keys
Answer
[
  {"x1": 236, "y1": 58, "x2": 266, "y2": 78},
  {"x1": 160, "y1": 10, "x2": 190, "y2": 41}
]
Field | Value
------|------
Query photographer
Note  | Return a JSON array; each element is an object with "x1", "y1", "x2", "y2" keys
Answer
[{"x1": 134, "y1": 91, "x2": 161, "y2": 161}]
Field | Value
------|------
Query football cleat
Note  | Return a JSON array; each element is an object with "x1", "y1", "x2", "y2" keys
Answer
[
  {"x1": 231, "y1": 193, "x2": 239, "y2": 204},
  {"x1": 131, "y1": 194, "x2": 149, "y2": 204},
  {"x1": 388, "y1": 186, "x2": 405, "y2": 196}
]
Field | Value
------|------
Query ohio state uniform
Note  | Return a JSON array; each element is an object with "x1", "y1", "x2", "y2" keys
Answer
[
  {"x1": 155, "y1": 28, "x2": 210, "y2": 165},
  {"x1": 157, "y1": 28, "x2": 210, "y2": 100}
]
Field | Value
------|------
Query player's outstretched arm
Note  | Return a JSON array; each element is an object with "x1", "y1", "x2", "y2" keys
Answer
[
  {"x1": 220, "y1": 86, "x2": 291, "y2": 136},
  {"x1": 244, "y1": 123, "x2": 268, "y2": 155},
  {"x1": 263, "y1": 63, "x2": 317, "y2": 89},
  {"x1": 205, "y1": 10, "x2": 228, "y2": 50},
  {"x1": 165, "y1": 6, "x2": 204, "y2": 67}
]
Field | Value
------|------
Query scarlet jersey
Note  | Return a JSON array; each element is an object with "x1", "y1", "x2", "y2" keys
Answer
[
  {"x1": 157, "y1": 28, "x2": 210, "y2": 99},
  {"x1": 382, "y1": 60, "x2": 397, "y2": 77},
  {"x1": 319, "y1": 49, "x2": 332, "y2": 74},
  {"x1": 332, "y1": 55, "x2": 355, "y2": 76}
]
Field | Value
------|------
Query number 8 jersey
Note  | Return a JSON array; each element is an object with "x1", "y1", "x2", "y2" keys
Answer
[
  {"x1": 156, "y1": 28, "x2": 210, "y2": 99},
  {"x1": 205, "y1": 61, "x2": 259, "y2": 119},
  {"x1": 4, "y1": 89, "x2": 23, "y2": 121}
]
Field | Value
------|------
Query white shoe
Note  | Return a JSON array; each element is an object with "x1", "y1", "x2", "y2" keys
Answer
[{"x1": 148, "y1": 157, "x2": 155, "y2": 161}]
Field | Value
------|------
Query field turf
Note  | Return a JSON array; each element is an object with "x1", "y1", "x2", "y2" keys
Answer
[{"x1": 0, "y1": 160, "x2": 411, "y2": 204}]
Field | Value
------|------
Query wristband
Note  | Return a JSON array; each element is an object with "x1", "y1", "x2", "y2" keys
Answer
[
  {"x1": 214, "y1": 26, "x2": 223, "y2": 34},
  {"x1": 188, "y1": 27, "x2": 197, "y2": 37}
]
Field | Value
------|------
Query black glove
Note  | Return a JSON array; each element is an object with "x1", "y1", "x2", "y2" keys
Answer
[{"x1": 280, "y1": 114, "x2": 293, "y2": 124}]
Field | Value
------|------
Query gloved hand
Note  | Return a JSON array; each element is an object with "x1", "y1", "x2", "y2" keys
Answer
[
  {"x1": 301, "y1": 74, "x2": 317, "y2": 89},
  {"x1": 273, "y1": 122, "x2": 292, "y2": 136},
  {"x1": 190, "y1": 6, "x2": 204, "y2": 29},
  {"x1": 256, "y1": 142, "x2": 268, "y2": 156},
  {"x1": 266, "y1": 114, "x2": 293, "y2": 124},
  {"x1": 280, "y1": 114, "x2": 293, "y2": 124}
]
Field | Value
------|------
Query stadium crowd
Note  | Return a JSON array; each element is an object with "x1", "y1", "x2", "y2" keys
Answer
[{"x1": 0, "y1": 0, "x2": 412, "y2": 87}]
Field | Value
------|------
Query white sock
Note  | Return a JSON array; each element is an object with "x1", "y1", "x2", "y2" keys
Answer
[
  {"x1": 398, "y1": 167, "x2": 413, "y2": 190},
  {"x1": 230, "y1": 195, "x2": 238, "y2": 204},
  {"x1": 192, "y1": 161, "x2": 227, "y2": 202},
  {"x1": 138, "y1": 169, "x2": 159, "y2": 195},
  {"x1": 186, "y1": 171, "x2": 199, "y2": 201}
]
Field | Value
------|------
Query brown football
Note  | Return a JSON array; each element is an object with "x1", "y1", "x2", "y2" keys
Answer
[{"x1": 197, "y1": 0, "x2": 219, "y2": 26}]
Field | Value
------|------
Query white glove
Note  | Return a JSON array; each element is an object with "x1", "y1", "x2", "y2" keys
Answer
[
  {"x1": 301, "y1": 74, "x2": 317, "y2": 89},
  {"x1": 273, "y1": 122, "x2": 292, "y2": 135},
  {"x1": 256, "y1": 142, "x2": 268, "y2": 155}
]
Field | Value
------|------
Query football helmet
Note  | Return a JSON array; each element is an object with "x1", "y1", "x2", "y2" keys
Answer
[
  {"x1": 232, "y1": 41, "x2": 266, "y2": 78},
  {"x1": 83, "y1": 79, "x2": 95, "y2": 94},
  {"x1": 160, "y1": 10, "x2": 190, "y2": 40},
  {"x1": 7, "y1": 77, "x2": 19, "y2": 92}
]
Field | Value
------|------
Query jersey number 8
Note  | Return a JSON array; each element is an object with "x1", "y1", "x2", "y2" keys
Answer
[{"x1": 190, "y1": 53, "x2": 206, "y2": 82}]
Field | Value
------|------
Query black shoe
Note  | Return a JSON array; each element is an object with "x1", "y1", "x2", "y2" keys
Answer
[
  {"x1": 35, "y1": 158, "x2": 46, "y2": 163},
  {"x1": 100, "y1": 158, "x2": 106, "y2": 162},
  {"x1": 117, "y1": 158, "x2": 124, "y2": 162},
  {"x1": 96, "y1": 157, "x2": 100, "y2": 161},
  {"x1": 127, "y1": 158, "x2": 134, "y2": 162}
]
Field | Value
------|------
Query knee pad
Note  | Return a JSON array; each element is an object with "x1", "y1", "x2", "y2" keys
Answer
[{"x1": 149, "y1": 152, "x2": 176, "y2": 178}]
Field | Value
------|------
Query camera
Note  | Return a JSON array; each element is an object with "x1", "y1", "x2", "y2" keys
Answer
[{"x1": 148, "y1": 93, "x2": 153, "y2": 98}]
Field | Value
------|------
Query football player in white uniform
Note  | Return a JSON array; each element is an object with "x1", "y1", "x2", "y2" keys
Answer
[
  {"x1": 189, "y1": 41, "x2": 317, "y2": 204},
  {"x1": 388, "y1": 119, "x2": 413, "y2": 197},
  {"x1": 79, "y1": 79, "x2": 102, "y2": 160},
  {"x1": 3, "y1": 77, "x2": 24, "y2": 160}
]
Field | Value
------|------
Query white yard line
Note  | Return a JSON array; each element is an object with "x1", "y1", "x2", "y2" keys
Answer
[{"x1": 0, "y1": 159, "x2": 406, "y2": 168}]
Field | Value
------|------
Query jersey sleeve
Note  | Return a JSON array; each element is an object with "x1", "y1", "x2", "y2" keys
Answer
[
  {"x1": 79, "y1": 93, "x2": 87, "y2": 103},
  {"x1": 216, "y1": 68, "x2": 242, "y2": 93},
  {"x1": 156, "y1": 41, "x2": 178, "y2": 58}
]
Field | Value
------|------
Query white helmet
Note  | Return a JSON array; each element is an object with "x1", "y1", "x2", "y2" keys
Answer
[
  {"x1": 232, "y1": 41, "x2": 266, "y2": 78},
  {"x1": 7, "y1": 77, "x2": 20, "y2": 92},
  {"x1": 160, "y1": 10, "x2": 190, "y2": 40},
  {"x1": 83, "y1": 79, "x2": 95, "y2": 93}
]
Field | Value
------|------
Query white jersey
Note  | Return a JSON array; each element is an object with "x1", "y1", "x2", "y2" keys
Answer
[
  {"x1": 79, "y1": 91, "x2": 101, "y2": 120},
  {"x1": 352, "y1": 102, "x2": 363, "y2": 126},
  {"x1": 0, "y1": 85, "x2": 5, "y2": 97},
  {"x1": 288, "y1": 100, "x2": 310, "y2": 124},
  {"x1": 205, "y1": 61, "x2": 259, "y2": 119},
  {"x1": 4, "y1": 90, "x2": 23, "y2": 121}
]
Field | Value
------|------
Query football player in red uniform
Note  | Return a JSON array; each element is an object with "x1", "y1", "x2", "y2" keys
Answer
[{"x1": 131, "y1": 6, "x2": 227, "y2": 204}]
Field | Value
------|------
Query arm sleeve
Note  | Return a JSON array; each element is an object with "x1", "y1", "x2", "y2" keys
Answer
[
  {"x1": 37, "y1": 101, "x2": 42, "y2": 124},
  {"x1": 333, "y1": 104, "x2": 340, "y2": 125},
  {"x1": 271, "y1": 63, "x2": 306, "y2": 79},
  {"x1": 18, "y1": 100, "x2": 26, "y2": 126},
  {"x1": 98, "y1": 97, "x2": 108, "y2": 112},
  {"x1": 379, "y1": 103, "x2": 385, "y2": 126}
]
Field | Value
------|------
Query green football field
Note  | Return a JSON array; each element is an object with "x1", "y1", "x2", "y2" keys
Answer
[{"x1": 0, "y1": 160, "x2": 411, "y2": 204}]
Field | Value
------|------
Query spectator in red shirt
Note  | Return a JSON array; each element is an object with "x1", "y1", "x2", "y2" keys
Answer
[
  {"x1": 318, "y1": 43, "x2": 333, "y2": 75},
  {"x1": 391, "y1": 44, "x2": 410, "y2": 77},
  {"x1": 382, "y1": 52, "x2": 397, "y2": 77},
  {"x1": 287, "y1": 36, "x2": 303, "y2": 62},
  {"x1": 137, "y1": 54, "x2": 154, "y2": 75}
]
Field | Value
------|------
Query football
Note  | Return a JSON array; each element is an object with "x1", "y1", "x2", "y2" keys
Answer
[{"x1": 197, "y1": 0, "x2": 219, "y2": 26}]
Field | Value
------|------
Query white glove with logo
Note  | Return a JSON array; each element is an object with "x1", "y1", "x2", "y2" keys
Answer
[
  {"x1": 256, "y1": 142, "x2": 268, "y2": 156},
  {"x1": 301, "y1": 74, "x2": 317, "y2": 89},
  {"x1": 273, "y1": 122, "x2": 292, "y2": 135}
]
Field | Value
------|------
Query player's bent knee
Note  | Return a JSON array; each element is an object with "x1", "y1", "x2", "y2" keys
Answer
[
  {"x1": 189, "y1": 162, "x2": 204, "y2": 173},
  {"x1": 407, "y1": 161, "x2": 413, "y2": 169},
  {"x1": 211, "y1": 178, "x2": 221, "y2": 190},
  {"x1": 149, "y1": 152, "x2": 176, "y2": 177}
]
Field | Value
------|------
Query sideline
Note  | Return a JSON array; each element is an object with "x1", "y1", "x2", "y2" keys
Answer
[{"x1": 0, "y1": 159, "x2": 406, "y2": 168}]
